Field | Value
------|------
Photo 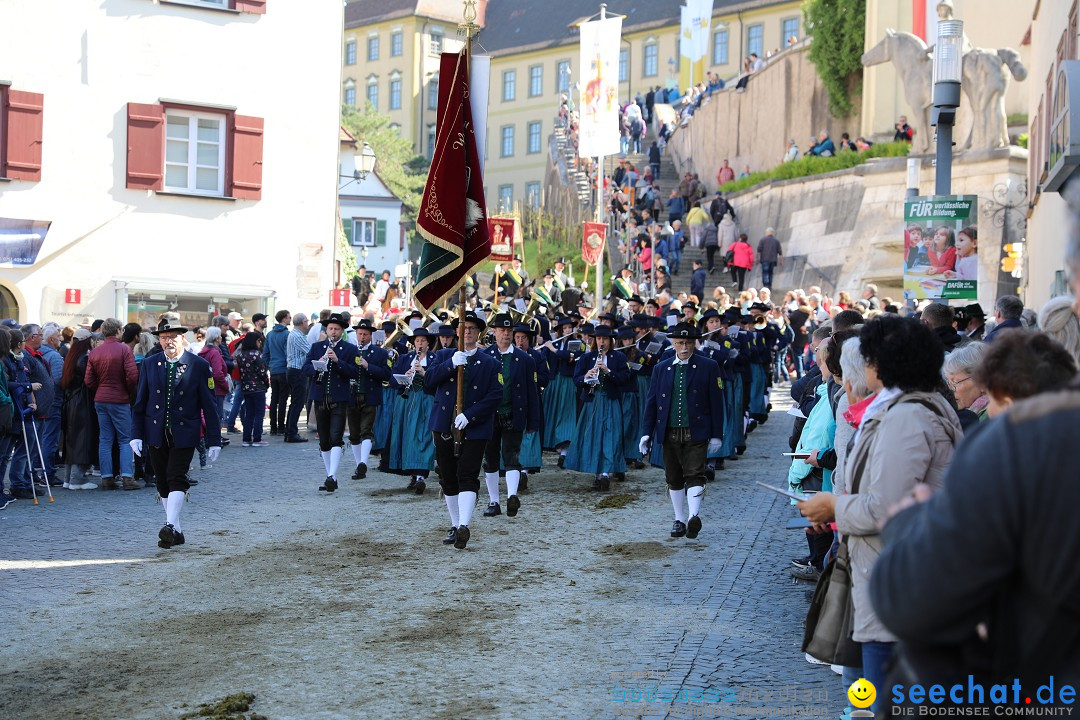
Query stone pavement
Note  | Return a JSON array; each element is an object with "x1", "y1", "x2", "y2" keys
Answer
[{"x1": 0, "y1": 385, "x2": 847, "y2": 720}]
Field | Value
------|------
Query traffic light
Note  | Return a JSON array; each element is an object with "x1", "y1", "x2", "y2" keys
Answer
[{"x1": 1001, "y1": 241, "x2": 1024, "y2": 278}]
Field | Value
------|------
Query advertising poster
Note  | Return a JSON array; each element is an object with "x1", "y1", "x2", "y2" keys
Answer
[
  {"x1": 903, "y1": 195, "x2": 978, "y2": 300},
  {"x1": 488, "y1": 216, "x2": 517, "y2": 263}
]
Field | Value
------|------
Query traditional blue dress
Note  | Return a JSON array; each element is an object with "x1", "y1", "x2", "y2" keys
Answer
[
  {"x1": 564, "y1": 350, "x2": 630, "y2": 475},
  {"x1": 372, "y1": 384, "x2": 396, "y2": 451},
  {"x1": 541, "y1": 346, "x2": 581, "y2": 450},
  {"x1": 386, "y1": 352, "x2": 436, "y2": 475}
]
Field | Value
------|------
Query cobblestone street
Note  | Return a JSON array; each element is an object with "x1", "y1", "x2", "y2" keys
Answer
[{"x1": 1, "y1": 386, "x2": 843, "y2": 720}]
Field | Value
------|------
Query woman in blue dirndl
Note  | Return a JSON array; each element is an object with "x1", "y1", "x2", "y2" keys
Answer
[
  {"x1": 541, "y1": 317, "x2": 583, "y2": 467},
  {"x1": 386, "y1": 328, "x2": 436, "y2": 494}
]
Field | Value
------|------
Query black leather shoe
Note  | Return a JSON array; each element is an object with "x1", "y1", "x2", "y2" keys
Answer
[
  {"x1": 483, "y1": 502, "x2": 501, "y2": 517},
  {"x1": 736, "y1": 445, "x2": 746, "y2": 455},
  {"x1": 158, "y1": 523, "x2": 176, "y2": 547},
  {"x1": 442, "y1": 527, "x2": 457, "y2": 545},
  {"x1": 352, "y1": 462, "x2": 367, "y2": 480},
  {"x1": 705, "y1": 467, "x2": 716, "y2": 484},
  {"x1": 519, "y1": 472, "x2": 528, "y2": 493},
  {"x1": 414, "y1": 479, "x2": 426, "y2": 495},
  {"x1": 284, "y1": 436, "x2": 309, "y2": 443},
  {"x1": 671, "y1": 521, "x2": 687, "y2": 538},
  {"x1": 686, "y1": 515, "x2": 702, "y2": 539},
  {"x1": 220, "y1": 438, "x2": 231, "y2": 447},
  {"x1": 406, "y1": 477, "x2": 417, "y2": 491},
  {"x1": 173, "y1": 531, "x2": 186, "y2": 546},
  {"x1": 506, "y1": 494, "x2": 520, "y2": 517},
  {"x1": 557, "y1": 455, "x2": 565, "y2": 469},
  {"x1": 614, "y1": 472, "x2": 626, "y2": 482},
  {"x1": 319, "y1": 477, "x2": 338, "y2": 492},
  {"x1": 597, "y1": 474, "x2": 611, "y2": 491},
  {"x1": 629, "y1": 459, "x2": 646, "y2": 470},
  {"x1": 454, "y1": 525, "x2": 470, "y2": 549}
]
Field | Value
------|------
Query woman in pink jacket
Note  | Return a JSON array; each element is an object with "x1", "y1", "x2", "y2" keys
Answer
[{"x1": 726, "y1": 232, "x2": 754, "y2": 291}]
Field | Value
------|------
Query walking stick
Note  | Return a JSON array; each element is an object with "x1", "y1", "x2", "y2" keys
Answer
[{"x1": 30, "y1": 420, "x2": 54, "y2": 503}]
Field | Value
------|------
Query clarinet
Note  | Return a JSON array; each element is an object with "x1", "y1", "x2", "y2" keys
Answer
[{"x1": 587, "y1": 353, "x2": 602, "y2": 397}]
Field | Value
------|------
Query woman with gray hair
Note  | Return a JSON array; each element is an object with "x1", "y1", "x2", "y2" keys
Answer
[
  {"x1": 1038, "y1": 296, "x2": 1080, "y2": 368},
  {"x1": 198, "y1": 326, "x2": 229, "y2": 429},
  {"x1": 941, "y1": 342, "x2": 989, "y2": 428}
]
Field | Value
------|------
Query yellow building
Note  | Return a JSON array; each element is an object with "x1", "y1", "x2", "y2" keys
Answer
[{"x1": 343, "y1": 0, "x2": 803, "y2": 211}]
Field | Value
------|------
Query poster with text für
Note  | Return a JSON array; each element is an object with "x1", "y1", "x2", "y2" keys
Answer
[{"x1": 903, "y1": 195, "x2": 978, "y2": 301}]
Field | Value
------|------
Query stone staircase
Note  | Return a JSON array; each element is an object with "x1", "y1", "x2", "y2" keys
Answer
[{"x1": 552, "y1": 124, "x2": 594, "y2": 208}]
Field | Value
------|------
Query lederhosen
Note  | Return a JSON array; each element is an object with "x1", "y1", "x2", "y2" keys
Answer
[
  {"x1": 663, "y1": 361, "x2": 706, "y2": 491},
  {"x1": 348, "y1": 346, "x2": 378, "y2": 445},
  {"x1": 151, "y1": 358, "x2": 193, "y2": 496}
]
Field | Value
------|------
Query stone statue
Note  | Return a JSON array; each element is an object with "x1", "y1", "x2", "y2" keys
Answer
[
  {"x1": 862, "y1": 30, "x2": 934, "y2": 154},
  {"x1": 961, "y1": 48, "x2": 1028, "y2": 150}
]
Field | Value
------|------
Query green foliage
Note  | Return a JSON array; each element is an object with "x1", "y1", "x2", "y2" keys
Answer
[
  {"x1": 340, "y1": 103, "x2": 428, "y2": 238},
  {"x1": 1017, "y1": 132, "x2": 1029, "y2": 149},
  {"x1": 1007, "y1": 113, "x2": 1029, "y2": 127},
  {"x1": 520, "y1": 204, "x2": 580, "y2": 281},
  {"x1": 718, "y1": 141, "x2": 910, "y2": 194},
  {"x1": 803, "y1": 0, "x2": 866, "y2": 117}
]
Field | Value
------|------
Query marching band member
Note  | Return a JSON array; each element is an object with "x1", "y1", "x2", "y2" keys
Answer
[
  {"x1": 564, "y1": 325, "x2": 630, "y2": 491},
  {"x1": 481, "y1": 314, "x2": 540, "y2": 518},
  {"x1": 370, "y1": 321, "x2": 400, "y2": 457},
  {"x1": 616, "y1": 326, "x2": 644, "y2": 476},
  {"x1": 541, "y1": 316, "x2": 583, "y2": 467},
  {"x1": 746, "y1": 311, "x2": 771, "y2": 426},
  {"x1": 436, "y1": 323, "x2": 458, "y2": 351},
  {"x1": 386, "y1": 328, "x2": 436, "y2": 494},
  {"x1": 698, "y1": 308, "x2": 736, "y2": 476},
  {"x1": 348, "y1": 319, "x2": 391, "y2": 480},
  {"x1": 640, "y1": 322, "x2": 724, "y2": 539},
  {"x1": 512, "y1": 323, "x2": 548, "y2": 491},
  {"x1": 725, "y1": 310, "x2": 751, "y2": 457},
  {"x1": 301, "y1": 313, "x2": 359, "y2": 493},
  {"x1": 424, "y1": 311, "x2": 502, "y2": 549}
]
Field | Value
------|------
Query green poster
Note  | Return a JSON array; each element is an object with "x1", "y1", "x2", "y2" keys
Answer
[{"x1": 903, "y1": 195, "x2": 978, "y2": 301}]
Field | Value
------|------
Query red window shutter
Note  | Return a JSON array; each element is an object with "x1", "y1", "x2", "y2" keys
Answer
[
  {"x1": 233, "y1": 0, "x2": 266, "y2": 14},
  {"x1": 126, "y1": 103, "x2": 164, "y2": 190},
  {"x1": 4, "y1": 90, "x2": 44, "y2": 181},
  {"x1": 231, "y1": 114, "x2": 264, "y2": 200}
]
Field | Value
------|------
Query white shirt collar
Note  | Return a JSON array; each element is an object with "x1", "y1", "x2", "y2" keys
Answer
[{"x1": 499, "y1": 345, "x2": 514, "y2": 355}]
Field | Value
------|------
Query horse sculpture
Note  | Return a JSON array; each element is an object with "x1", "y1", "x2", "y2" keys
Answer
[
  {"x1": 962, "y1": 47, "x2": 1028, "y2": 150},
  {"x1": 862, "y1": 30, "x2": 934, "y2": 154}
]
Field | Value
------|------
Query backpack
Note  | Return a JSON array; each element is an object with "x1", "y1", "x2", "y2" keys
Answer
[{"x1": 631, "y1": 118, "x2": 643, "y2": 135}]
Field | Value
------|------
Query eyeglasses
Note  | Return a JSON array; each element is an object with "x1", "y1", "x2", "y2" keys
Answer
[{"x1": 947, "y1": 375, "x2": 972, "y2": 391}]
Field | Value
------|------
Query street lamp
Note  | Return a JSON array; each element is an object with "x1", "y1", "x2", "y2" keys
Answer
[
  {"x1": 354, "y1": 141, "x2": 377, "y2": 181},
  {"x1": 931, "y1": 19, "x2": 963, "y2": 195}
]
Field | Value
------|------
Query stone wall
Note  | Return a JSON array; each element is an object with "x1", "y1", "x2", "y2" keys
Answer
[
  {"x1": 664, "y1": 42, "x2": 864, "y2": 185},
  {"x1": 722, "y1": 148, "x2": 1028, "y2": 310}
]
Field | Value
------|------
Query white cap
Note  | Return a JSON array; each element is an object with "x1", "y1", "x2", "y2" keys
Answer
[{"x1": 227, "y1": 312, "x2": 243, "y2": 321}]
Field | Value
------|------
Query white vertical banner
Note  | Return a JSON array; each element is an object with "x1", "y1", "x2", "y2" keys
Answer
[
  {"x1": 679, "y1": 0, "x2": 711, "y2": 91},
  {"x1": 679, "y1": 6, "x2": 693, "y2": 90},
  {"x1": 469, "y1": 54, "x2": 491, "y2": 170},
  {"x1": 694, "y1": 0, "x2": 713, "y2": 79},
  {"x1": 578, "y1": 16, "x2": 623, "y2": 158}
]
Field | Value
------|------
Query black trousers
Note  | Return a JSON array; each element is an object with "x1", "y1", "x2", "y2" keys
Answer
[
  {"x1": 149, "y1": 432, "x2": 195, "y2": 496},
  {"x1": 706, "y1": 245, "x2": 719, "y2": 271},
  {"x1": 347, "y1": 401, "x2": 377, "y2": 444},
  {"x1": 730, "y1": 265, "x2": 747, "y2": 291},
  {"x1": 662, "y1": 428, "x2": 707, "y2": 490},
  {"x1": 434, "y1": 434, "x2": 485, "y2": 496},
  {"x1": 314, "y1": 401, "x2": 348, "y2": 452},
  {"x1": 284, "y1": 368, "x2": 309, "y2": 438},
  {"x1": 268, "y1": 374, "x2": 288, "y2": 433},
  {"x1": 482, "y1": 416, "x2": 522, "y2": 472}
]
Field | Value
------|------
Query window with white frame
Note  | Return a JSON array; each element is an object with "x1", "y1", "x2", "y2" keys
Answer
[
  {"x1": 498, "y1": 184, "x2": 513, "y2": 210},
  {"x1": 390, "y1": 77, "x2": 402, "y2": 110},
  {"x1": 164, "y1": 110, "x2": 225, "y2": 196},
  {"x1": 501, "y1": 125, "x2": 514, "y2": 157},
  {"x1": 747, "y1": 25, "x2": 763, "y2": 59},
  {"x1": 557, "y1": 60, "x2": 570, "y2": 93},
  {"x1": 391, "y1": 31, "x2": 403, "y2": 57},
  {"x1": 781, "y1": 17, "x2": 799, "y2": 45},
  {"x1": 366, "y1": 78, "x2": 378, "y2": 110},
  {"x1": 713, "y1": 30, "x2": 728, "y2": 65},
  {"x1": 345, "y1": 40, "x2": 357, "y2": 66},
  {"x1": 351, "y1": 218, "x2": 376, "y2": 247},
  {"x1": 428, "y1": 74, "x2": 439, "y2": 109},
  {"x1": 503, "y1": 70, "x2": 516, "y2": 101},
  {"x1": 367, "y1": 35, "x2": 379, "y2": 61},
  {"x1": 526, "y1": 182, "x2": 541, "y2": 209},
  {"x1": 619, "y1": 48, "x2": 628, "y2": 82},
  {"x1": 529, "y1": 65, "x2": 542, "y2": 97},
  {"x1": 430, "y1": 32, "x2": 444, "y2": 56},
  {"x1": 527, "y1": 121, "x2": 542, "y2": 154},
  {"x1": 643, "y1": 42, "x2": 658, "y2": 77}
]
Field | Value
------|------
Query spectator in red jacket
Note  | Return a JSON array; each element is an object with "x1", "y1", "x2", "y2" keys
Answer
[
  {"x1": 726, "y1": 233, "x2": 755, "y2": 292},
  {"x1": 85, "y1": 318, "x2": 139, "y2": 490}
]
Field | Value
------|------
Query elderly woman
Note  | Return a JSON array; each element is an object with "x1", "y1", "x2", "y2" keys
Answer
[
  {"x1": 797, "y1": 315, "x2": 963, "y2": 715},
  {"x1": 941, "y1": 342, "x2": 989, "y2": 430},
  {"x1": 973, "y1": 330, "x2": 1077, "y2": 418},
  {"x1": 1039, "y1": 296, "x2": 1080, "y2": 368}
]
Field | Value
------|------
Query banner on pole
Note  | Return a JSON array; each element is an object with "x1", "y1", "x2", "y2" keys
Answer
[
  {"x1": 578, "y1": 16, "x2": 623, "y2": 158},
  {"x1": 903, "y1": 194, "x2": 978, "y2": 300},
  {"x1": 679, "y1": 0, "x2": 713, "y2": 92},
  {"x1": 582, "y1": 222, "x2": 607, "y2": 266},
  {"x1": 488, "y1": 216, "x2": 517, "y2": 263}
]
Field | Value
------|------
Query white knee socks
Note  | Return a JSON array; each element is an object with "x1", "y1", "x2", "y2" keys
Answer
[
  {"x1": 359, "y1": 438, "x2": 372, "y2": 465},
  {"x1": 165, "y1": 491, "x2": 185, "y2": 532},
  {"x1": 329, "y1": 446, "x2": 342, "y2": 478},
  {"x1": 687, "y1": 486, "x2": 704, "y2": 518},
  {"x1": 506, "y1": 469, "x2": 520, "y2": 497},
  {"x1": 485, "y1": 471, "x2": 500, "y2": 504},
  {"x1": 321, "y1": 450, "x2": 332, "y2": 476},
  {"x1": 445, "y1": 494, "x2": 460, "y2": 528},
  {"x1": 669, "y1": 489, "x2": 687, "y2": 523},
  {"x1": 458, "y1": 491, "x2": 477, "y2": 526},
  {"x1": 351, "y1": 442, "x2": 363, "y2": 464}
]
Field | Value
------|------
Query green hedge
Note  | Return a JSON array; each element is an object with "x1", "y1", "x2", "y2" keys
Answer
[{"x1": 717, "y1": 141, "x2": 911, "y2": 195}]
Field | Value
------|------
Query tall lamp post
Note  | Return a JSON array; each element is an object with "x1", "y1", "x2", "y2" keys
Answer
[{"x1": 931, "y1": 20, "x2": 963, "y2": 195}]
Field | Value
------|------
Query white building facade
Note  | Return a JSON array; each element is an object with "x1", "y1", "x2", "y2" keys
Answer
[
  {"x1": 338, "y1": 128, "x2": 405, "y2": 282},
  {"x1": 0, "y1": 0, "x2": 342, "y2": 327}
]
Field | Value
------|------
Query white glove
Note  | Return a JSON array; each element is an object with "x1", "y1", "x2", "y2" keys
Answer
[
  {"x1": 708, "y1": 438, "x2": 723, "y2": 455},
  {"x1": 207, "y1": 446, "x2": 221, "y2": 463},
  {"x1": 494, "y1": 264, "x2": 503, "y2": 274},
  {"x1": 639, "y1": 435, "x2": 650, "y2": 456},
  {"x1": 129, "y1": 439, "x2": 143, "y2": 457},
  {"x1": 453, "y1": 413, "x2": 469, "y2": 430},
  {"x1": 452, "y1": 351, "x2": 468, "y2": 367}
]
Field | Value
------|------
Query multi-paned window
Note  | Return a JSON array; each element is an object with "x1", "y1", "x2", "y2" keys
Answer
[
  {"x1": 367, "y1": 34, "x2": 379, "y2": 61},
  {"x1": 643, "y1": 43, "x2": 658, "y2": 77},
  {"x1": 503, "y1": 70, "x2": 516, "y2": 101},
  {"x1": 713, "y1": 30, "x2": 728, "y2": 65},
  {"x1": 782, "y1": 17, "x2": 799, "y2": 45},
  {"x1": 366, "y1": 80, "x2": 378, "y2": 110},
  {"x1": 389, "y1": 77, "x2": 402, "y2": 110},
  {"x1": 164, "y1": 110, "x2": 225, "y2": 197},
  {"x1": 498, "y1": 184, "x2": 513, "y2": 210},
  {"x1": 427, "y1": 124, "x2": 437, "y2": 159},
  {"x1": 526, "y1": 182, "x2": 541, "y2": 209},
  {"x1": 430, "y1": 32, "x2": 443, "y2": 56},
  {"x1": 501, "y1": 125, "x2": 514, "y2": 157},
  {"x1": 619, "y1": 48, "x2": 628, "y2": 82},
  {"x1": 345, "y1": 40, "x2": 357, "y2": 65},
  {"x1": 529, "y1": 65, "x2": 543, "y2": 97},
  {"x1": 428, "y1": 74, "x2": 439, "y2": 110},
  {"x1": 557, "y1": 60, "x2": 571, "y2": 93},
  {"x1": 747, "y1": 25, "x2": 763, "y2": 59},
  {"x1": 346, "y1": 218, "x2": 387, "y2": 247},
  {"x1": 344, "y1": 86, "x2": 356, "y2": 106},
  {"x1": 527, "y1": 121, "x2": 542, "y2": 154},
  {"x1": 391, "y1": 31, "x2": 403, "y2": 57}
]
